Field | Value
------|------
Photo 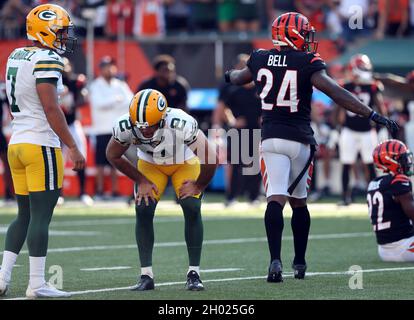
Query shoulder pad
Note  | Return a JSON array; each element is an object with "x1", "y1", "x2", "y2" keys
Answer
[{"x1": 391, "y1": 174, "x2": 411, "y2": 184}]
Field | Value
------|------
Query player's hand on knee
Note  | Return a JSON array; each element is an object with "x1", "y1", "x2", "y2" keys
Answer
[
  {"x1": 69, "y1": 146, "x2": 85, "y2": 171},
  {"x1": 179, "y1": 180, "x2": 202, "y2": 199},
  {"x1": 136, "y1": 178, "x2": 158, "y2": 206}
]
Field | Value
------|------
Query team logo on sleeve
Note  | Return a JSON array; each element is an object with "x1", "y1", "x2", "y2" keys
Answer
[
  {"x1": 38, "y1": 10, "x2": 58, "y2": 21},
  {"x1": 157, "y1": 96, "x2": 167, "y2": 111}
]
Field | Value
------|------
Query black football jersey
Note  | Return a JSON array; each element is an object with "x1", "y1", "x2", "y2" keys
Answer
[
  {"x1": 247, "y1": 48, "x2": 326, "y2": 145},
  {"x1": 343, "y1": 81, "x2": 383, "y2": 132},
  {"x1": 367, "y1": 174, "x2": 414, "y2": 245}
]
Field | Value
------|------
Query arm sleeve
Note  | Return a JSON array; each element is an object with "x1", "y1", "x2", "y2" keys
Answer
[
  {"x1": 303, "y1": 53, "x2": 326, "y2": 78},
  {"x1": 112, "y1": 117, "x2": 133, "y2": 147},
  {"x1": 391, "y1": 175, "x2": 412, "y2": 196},
  {"x1": 33, "y1": 56, "x2": 63, "y2": 81}
]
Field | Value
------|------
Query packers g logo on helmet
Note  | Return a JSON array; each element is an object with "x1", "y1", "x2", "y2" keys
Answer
[
  {"x1": 26, "y1": 4, "x2": 77, "y2": 54},
  {"x1": 129, "y1": 89, "x2": 168, "y2": 128},
  {"x1": 157, "y1": 95, "x2": 167, "y2": 112},
  {"x1": 38, "y1": 10, "x2": 57, "y2": 21}
]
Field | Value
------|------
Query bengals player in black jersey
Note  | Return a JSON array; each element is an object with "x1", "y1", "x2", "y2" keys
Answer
[
  {"x1": 335, "y1": 54, "x2": 388, "y2": 206},
  {"x1": 368, "y1": 139, "x2": 414, "y2": 262},
  {"x1": 225, "y1": 12, "x2": 399, "y2": 282}
]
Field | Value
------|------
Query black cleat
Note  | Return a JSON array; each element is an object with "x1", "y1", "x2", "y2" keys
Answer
[
  {"x1": 130, "y1": 275, "x2": 155, "y2": 291},
  {"x1": 292, "y1": 263, "x2": 307, "y2": 279},
  {"x1": 267, "y1": 259, "x2": 283, "y2": 283},
  {"x1": 185, "y1": 271, "x2": 204, "y2": 291}
]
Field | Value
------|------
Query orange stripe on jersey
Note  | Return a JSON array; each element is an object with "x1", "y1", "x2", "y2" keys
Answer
[
  {"x1": 310, "y1": 57, "x2": 323, "y2": 64},
  {"x1": 391, "y1": 176, "x2": 410, "y2": 184}
]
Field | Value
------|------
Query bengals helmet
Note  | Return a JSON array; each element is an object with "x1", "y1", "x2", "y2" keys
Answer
[
  {"x1": 26, "y1": 4, "x2": 77, "y2": 54},
  {"x1": 373, "y1": 139, "x2": 413, "y2": 176},
  {"x1": 271, "y1": 12, "x2": 318, "y2": 53},
  {"x1": 129, "y1": 89, "x2": 168, "y2": 139},
  {"x1": 348, "y1": 54, "x2": 373, "y2": 83}
]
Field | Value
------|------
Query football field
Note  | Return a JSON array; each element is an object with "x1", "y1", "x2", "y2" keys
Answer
[{"x1": 1, "y1": 195, "x2": 413, "y2": 300}]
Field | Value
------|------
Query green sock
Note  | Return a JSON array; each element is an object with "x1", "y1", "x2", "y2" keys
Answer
[
  {"x1": 26, "y1": 190, "x2": 60, "y2": 257},
  {"x1": 179, "y1": 197, "x2": 203, "y2": 266},
  {"x1": 5, "y1": 195, "x2": 30, "y2": 254},
  {"x1": 135, "y1": 201, "x2": 157, "y2": 267}
]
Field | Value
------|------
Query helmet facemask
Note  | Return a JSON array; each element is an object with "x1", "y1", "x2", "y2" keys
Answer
[
  {"x1": 54, "y1": 25, "x2": 77, "y2": 54},
  {"x1": 399, "y1": 151, "x2": 414, "y2": 176},
  {"x1": 303, "y1": 27, "x2": 318, "y2": 53}
]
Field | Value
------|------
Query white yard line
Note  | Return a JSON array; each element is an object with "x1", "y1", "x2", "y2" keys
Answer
[
  {"x1": 202, "y1": 268, "x2": 243, "y2": 273},
  {"x1": 79, "y1": 267, "x2": 241, "y2": 273},
  {"x1": 0, "y1": 228, "x2": 101, "y2": 236},
  {"x1": 80, "y1": 266, "x2": 132, "y2": 272},
  {"x1": 5, "y1": 266, "x2": 414, "y2": 300},
  {"x1": 0, "y1": 232, "x2": 373, "y2": 256}
]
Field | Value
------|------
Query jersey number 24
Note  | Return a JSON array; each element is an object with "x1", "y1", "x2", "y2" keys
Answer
[{"x1": 257, "y1": 69, "x2": 299, "y2": 113}]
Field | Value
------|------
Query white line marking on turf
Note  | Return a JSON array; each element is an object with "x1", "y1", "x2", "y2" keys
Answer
[
  {"x1": 0, "y1": 228, "x2": 101, "y2": 236},
  {"x1": 80, "y1": 266, "x2": 132, "y2": 272},
  {"x1": 203, "y1": 268, "x2": 243, "y2": 273},
  {"x1": 5, "y1": 266, "x2": 414, "y2": 300},
  {"x1": 0, "y1": 232, "x2": 373, "y2": 256}
]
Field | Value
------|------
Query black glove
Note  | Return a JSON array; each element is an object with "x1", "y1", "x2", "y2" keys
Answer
[
  {"x1": 369, "y1": 111, "x2": 399, "y2": 135},
  {"x1": 224, "y1": 70, "x2": 232, "y2": 83}
]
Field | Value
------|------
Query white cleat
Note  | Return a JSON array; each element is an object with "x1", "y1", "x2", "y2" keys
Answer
[
  {"x1": 80, "y1": 194, "x2": 94, "y2": 207},
  {"x1": 0, "y1": 276, "x2": 9, "y2": 296},
  {"x1": 26, "y1": 282, "x2": 71, "y2": 299}
]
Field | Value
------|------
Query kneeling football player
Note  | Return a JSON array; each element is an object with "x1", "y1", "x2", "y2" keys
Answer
[
  {"x1": 368, "y1": 139, "x2": 414, "y2": 262},
  {"x1": 106, "y1": 89, "x2": 217, "y2": 290}
]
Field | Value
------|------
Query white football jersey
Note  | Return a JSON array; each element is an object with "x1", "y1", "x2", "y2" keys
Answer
[
  {"x1": 5, "y1": 46, "x2": 64, "y2": 147},
  {"x1": 112, "y1": 108, "x2": 199, "y2": 165}
]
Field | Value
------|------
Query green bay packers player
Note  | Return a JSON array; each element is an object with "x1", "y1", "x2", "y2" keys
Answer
[
  {"x1": 0, "y1": 4, "x2": 85, "y2": 298},
  {"x1": 106, "y1": 89, "x2": 218, "y2": 291}
]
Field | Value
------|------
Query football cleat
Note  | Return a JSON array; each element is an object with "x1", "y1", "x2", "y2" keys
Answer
[
  {"x1": 267, "y1": 259, "x2": 283, "y2": 283},
  {"x1": 292, "y1": 263, "x2": 307, "y2": 279},
  {"x1": 0, "y1": 275, "x2": 9, "y2": 297},
  {"x1": 26, "y1": 282, "x2": 71, "y2": 298},
  {"x1": 130, "y1": 275, "x2": 155, "y2": 291},
  {"x1": 185, "y1": 271, "x2": 204, "y2": 291}
]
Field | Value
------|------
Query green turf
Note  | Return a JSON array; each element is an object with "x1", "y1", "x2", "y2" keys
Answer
[{"x1": 0, "y1": 198, "x2": 413, "y2": 300}]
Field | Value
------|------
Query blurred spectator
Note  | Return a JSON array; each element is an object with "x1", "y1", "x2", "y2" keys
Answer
[
  {"x1": 411, "y1": 0, "x2": 414, "y2": 33},
  {"x1": 189, "y1": 0, "x2": 217, "y2": 32},
  {"x1": 0, "y1": 0, "x2": 32, "y2": 39},
  {"x1": 60, "y1": 58, "x2": 94, "y2": 206},
  {"x1": 217, "y1": 0, "x2": 237, "y2": 32},
  {"x1": 266, "y1": 0, "x2": 296, "y2": 23},
  {"x1": 234, "y1": 0, "x2": 260, "y2": 32},
  {"x1": 164, "y1": 0, "x2": 191, "y2": 33},
  {"x1": 138, "y1": 54, "x2": 190, "y2": 111},
  {"x1": 89, "y1": 56, "x2": 133, "y2": 199},
  {"x1": 106, "y1": 0, "x2": 135, "y2": 38},
  {"x1": 213, "y1": 54, "x2": 262, "y2": 205},
  {"x1": 0, "y1": 82, "x2": 14, "y2": 203},
  {"x1": 79, "y1": 0, "x2": 108, "y2": 37},
  {"x1": 294, "y1": 0, "x2": 326, "y2": 32},
  {"x1": 133, "y1": 0, "x2": 165, "y2": 37},
  {"x1": 376, "y1": 0, "x2": 409, "y2": 39},
  {"x1": 309, "y1": 99, "x2": 334, "y2": 201}
]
